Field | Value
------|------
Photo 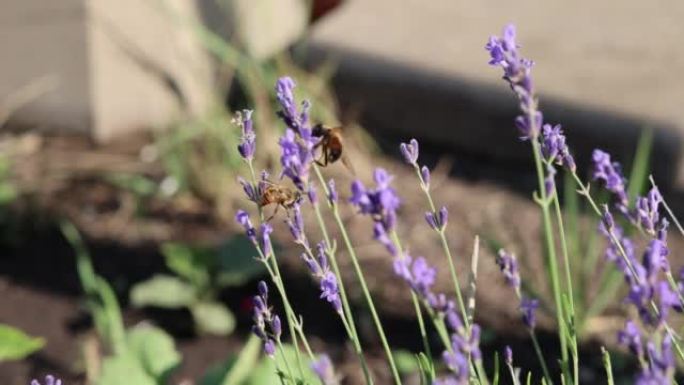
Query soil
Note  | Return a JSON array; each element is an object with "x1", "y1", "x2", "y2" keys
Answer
[{"x1": 0, "y1": 133, "x2": 678, "y2": 384}]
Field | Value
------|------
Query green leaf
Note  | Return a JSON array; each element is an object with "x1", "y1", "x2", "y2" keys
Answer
[
  {"x1": 0, "y1": 324, "x2": 45, "y2": 361},
  {"x1": 416, "y1": 352, "x2": 434, "y2": 384},
  {"x1": 219, "y1": 334, "x2": 261, "y2": 385},
  {"x1": 200, "y1": 357, "x2": 237, "y2": 385},
  {"x1": 393, "y1": 350, "x2": 419, "y2": 374},
  {"x1": 216, "y1": 236, "x2": 266, "y2": 287},
  {"x1": 191, "y1": 301, "x2": 236, "y2": 336},
  {"x1": 0, "y1": 183, "x2": 17, "y2": 205},
  {"x1": 98, "y1": 353, "x2": 156, "y2": 385},
  {"x1": 161, "y1": 243, "x2": 211, "y2": 288},
  {"x1": 200, "y1": 335, "x2": 261, "y2": 385},
  {"x1": 130, "y1": 275, "x2": 196, "y2": 309},
  {"x1": 246, "y1": 344, "x2": 316, "y2": 385},
  {"x1": 627, "y1": 128, "x2": 653, "y2": 205},
  {"x1": 126, "y1": 324, "x2": 181, "y2": 381}
]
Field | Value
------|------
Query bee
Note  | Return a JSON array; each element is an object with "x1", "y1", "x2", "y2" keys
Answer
[
  {"x1": 259, "y1": 181, "x2": 302, "y2": 221},
  {"x1": 312, "y1": 124, "x2": 355, "y2": 174}
]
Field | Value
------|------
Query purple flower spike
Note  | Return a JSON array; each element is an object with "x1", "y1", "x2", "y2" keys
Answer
[
  {"x1": 350, "y1": 168, "x2": 401, "y2": 232},
  {"x1": 393, "y1": 254, "x2": 437, "y2": 298},
  {"x1": 399, "y1": 138, "x2": 419, "y2": 165},
  {"x1": 541, "y1": 123, "x2": 576, "y2": 171},
  {"x1": 544, "y1": 164, "x2": 557, "y2": 196},
  {"x1": 31, "y1": 376, "x2": 62, "y2": 385},
  {"x1": 238, "y1": 177, "x2": 260, "y2": 203},
  {"x1": 486, "y1": 24, "x2": 541, "y2": 140},
  {"x1": 235, "y1": 110, "x2": 255, "y2": 161},
  {"x1": 263, "y1": 339, "x2": 276, "y2": 357},
  {"x1": 320, "y1": 272, "x2": 342, "y2": 313},
  {"x1": 279, "y1": 128, "x2": 316, "y2": 190},
  {"x1": 236, "y1": 210, "x2": 257, "y2": 244},
  {"x1": 496, "y1": 250, "x2": 521, "y2": 292},
  {"x1": 618, "y1": 320, "x2": 643, "y2": 356},
  {"x1": 635, "y1": 187, "x2": 662, "y2": 234},
  {"x1": 259, "y1": 223, "x2": 273, "y2": 258},
  {"x1": 286, "y1": 204, "x2": 307, "y2": 246},
  {"x1": 421, "y1": 165, "x2": 431, "y2": 188},
  {"x1": 504, "y1": 346, "x2": 513, "y2": 366},
  {"x1": 307, "y1": 184, "x2": 318, "y2": 205},
  {"x1": 252, "y1": 280, "x2": 282, "y2": 358},
  {"x1": 592, "y1": 149, "x2": 628, "y2": 211},
  {"x1": 426, "y1": 207, "x2": 449, "y2": 231},
  {"x1": 327, "y1": 179, "x2": 338, "y2": 205},
  {"x1": 439, "y1": 318, "x2": 482, "y2": 384},
  {"x1": 311, "y1": 354, "x2": 338, "y2": 385},
  {"x1": 275, "y1": 77, "x2": 311, "y2": 134},
  {"x1": 520, "y1": 297, "x2": 539, "y2": 329},
  {"x1": 272, "y1": 315, "x2": 282, "y2": 338}
]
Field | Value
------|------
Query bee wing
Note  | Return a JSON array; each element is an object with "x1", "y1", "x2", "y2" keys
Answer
[{"x1": 340, "y1": 152, "x2": 357, "y2": 176}]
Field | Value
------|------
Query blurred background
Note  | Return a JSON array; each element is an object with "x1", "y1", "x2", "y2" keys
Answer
[{"x1": 1, "y1": 1, "x2": 684, "y2": 384}]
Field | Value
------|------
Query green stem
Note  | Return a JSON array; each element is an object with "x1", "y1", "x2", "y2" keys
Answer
[
  {"x1": 413, "y1": 166, "x2": 470, "y2": 329},
  {"x1": 310, "y1": 170, "x2": 374, "y2": 385},
  {"x1": 276, "y1": 340, "x2": 295, "y2": 382},
  {"x1": 530, "y1": 331, "x2": 554, "y2": 385},
  {"x1": 388, "y1": 230, "x2": 433, "y2": 365},
  {"x1": 331, "y1": 208, "x2": 403, "y2": 385},
  {"x1": 550, "y1": 188, "x2": 579, "y2": 385},
  {"x1": 601, "y1": 347, "x2": 615, "y2": 385},
  {"x1": 530, "y1": 139, "x2": 570, "y2": 374}
]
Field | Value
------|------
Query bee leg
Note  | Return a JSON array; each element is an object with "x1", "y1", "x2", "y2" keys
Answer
[{"x1": 265, "y1": 205, "x2": 279, "y2": 222}]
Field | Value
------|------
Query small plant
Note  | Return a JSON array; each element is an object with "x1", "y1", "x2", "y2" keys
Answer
[
  {"x1": 61, "y1": 222, "x2": 182, "y2": 385},
  {"x1": 0, "y1": 323, "x2": 44, "y2": 362},
  {"x1": 130, "y1": 238, "x2": 265, "y2": 336}
]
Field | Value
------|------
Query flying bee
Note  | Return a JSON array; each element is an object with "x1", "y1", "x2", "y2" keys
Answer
[
  {"x1": 259, "y1": 181, "x2": 302, "y2": 221},
  {"x1": 312, "y1": 124, "x2": 355, "y2": 174}
]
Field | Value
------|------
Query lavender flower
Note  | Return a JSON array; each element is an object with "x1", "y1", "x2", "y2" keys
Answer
[
  {"x1": 373, "y1": 222, "x2": 398, "y2": 256},
  {"x1": 496, "y1": 250, "x2": 521, "y2": 292},
  {"x1": 311, "y1": 354, "x2": 339, "y2": 385},
  {"x1": 286, "y1": 204, "x2": 308, "y2": 247},
  {"x1": 399, "y1": 138, "x2": 419, "y2": 165},
  {"x1": 485, "y1": 24, "x2": 541, "y2": 140},
  {"x1": 425, "y1": 206, "x2": 448, "y2": 231},
  {"x1": 279, "y1": 128, "x2": 316, "y2": 190},
  {"x1": 275, "y1": 77, "x2": 311, "y2": 134},
  {"x1": 438, "y1": 309, "x2": 482, "y2": 385},
  {"x1": 599, "y1": 222, "x2": 636, "y2": 273},
  {"x1": 592, "y1": 149, "x2": 628, "y2": 212},
  {"x1": 421, "y1": 165, "x2": 431, "y2": 188},
  {"x1": 520, "y1": 297, "x2": 539, "y2": 329},
  {"x1": 252, "y1": 281, "x2": 281, "y2": 357},
  {"x1": 235, "y1": 109, "x2": 255, "y2": 161},
  {"x1": 635, "y1": 187, "x2": 662, "y2": 234},
  {"x1": 307, "y1": 184, "x2": 318, "y2": 205},
  {"x1": 327, "y1": 179, "x2": 338, "y2": 205},
  {"x1": 238, "y1": 177, "x2": 260, "y2": 203},
  {"x1": 235, "y1": 209, "x2": 257, "y2": 244},
  {"x1": 392, "y1": 254, "x2": 436, "y2": 298},
  {"x1": 31, "y1": 376, "x2": 62, "y2": 385},
  {"x1": 618, "y1": 320, "x2": 643, "y2": 357},
  {"x1": 259, "y1": 223, "x2": 273, "y2": 258},
  {"x1": 350, "y1": 168, "x2": 401, "y2": 232},
  {"x1": 544, "y1": 163, "x2": 557, "y2": 196},
  {"x1": 635, "y1": 335, "x2": 675, "y2": 385},
  {"x1": 301, "y1": 242, "x2": 342, "y2": 313},
  {"x1": 504, "y1": 346, "x2": 513, "y2": 366},
  {"x1": 541, "y1": 123, "x2": 576, "y2": 171}
]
